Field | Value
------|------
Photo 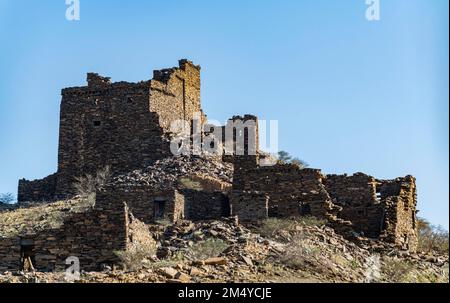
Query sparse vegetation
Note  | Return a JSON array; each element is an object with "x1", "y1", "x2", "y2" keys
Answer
[
  {"x1": 255, "y1": 216, "x2": 326, "y2": 240},
  {"x1": 74, "y1": 166, "x2": 111, "y2": 207},
  {"x1": 280, "y1": 235, "x2": 321, "y2": 270},
  {"x1": 277, "y1": 151, "x2": 308, "y2": 168},
  {"x1": 182, "y1": 238, "x2": 229, "y2": 261},
  {"x1": 0, "y1": 199, "x2": 90, "y2": 238},
  {"x1": 178, "y1": 177, "x2": 203, "y2": 191},
  {"x1": 417, "y1": 217, "x2": 449, "y2": 255},
  {"x1": 115, "y1": 241, "x2": 157, "y2": 272},
  {"x1": 0, "y1": 193, "x2": 15, "y2": 204}
]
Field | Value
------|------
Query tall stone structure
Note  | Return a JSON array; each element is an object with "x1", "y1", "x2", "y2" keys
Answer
[
  {"x1": 15, "y1": 58, "x2": 418, "y2": 252},
  {"x1": 18, "y1": 59, "x2": 204, "y2": 201}
]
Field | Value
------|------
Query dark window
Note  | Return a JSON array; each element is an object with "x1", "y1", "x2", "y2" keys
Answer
[
  {"x1": 93, "y1": 120, "x2": 101, "y2": 127},
  {"x1": 300, "y1": 203, "x2": 311, "y2": 216},
  {"x1": 154, "y1": 198, "x2": 166, "y2": 221},
  {"x1": 127, "y1": 97, "x2": 134, "y2": 103}
]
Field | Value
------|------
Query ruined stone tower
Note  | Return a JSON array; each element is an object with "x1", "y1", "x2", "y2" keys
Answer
[{"x1": 18, "y1": 59, "x2": 204, "y2": 201}]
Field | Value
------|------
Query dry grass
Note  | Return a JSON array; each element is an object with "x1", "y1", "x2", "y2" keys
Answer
[
  {"x1": 178, "y1": 177, "x2": 204, "y2": 191},
  {"x1": 115, "y1": 241, "x2": 157, "y2": 271},
  {"x1": 255, "y1": 216, "x2": 326, "y2": 240},
  {"x1": 176, "y1": 238, "x2": 229, "y2": 261},
  {"x1": 74, "y1": 166, "x2": 111, "y2": 207},
  {"x1": 0, "y1": 199, "x2": 92, "y2": 238},
  {"x1": 280, "y1": 234, "x2": 321, "y2": 270}
]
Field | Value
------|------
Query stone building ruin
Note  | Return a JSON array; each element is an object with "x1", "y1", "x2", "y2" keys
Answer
[{"x1": 1, "y1": 59, "x2": 418, "y2": 271}]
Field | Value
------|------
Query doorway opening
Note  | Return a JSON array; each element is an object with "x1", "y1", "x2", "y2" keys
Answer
[
  {"x1": 20, "y1": 238, "x2": 36, "y2": 271},
  {"x1": 154, "y1": 198, "x2": 166, "y2": 221}
]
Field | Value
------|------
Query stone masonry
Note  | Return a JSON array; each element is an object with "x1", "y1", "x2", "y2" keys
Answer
[
  {"x1": 19, "y1": 59, "x2": 203, "y2": 202},
  {"x1": 14, "y1": 58, "x2": 419, "y2": 257}
]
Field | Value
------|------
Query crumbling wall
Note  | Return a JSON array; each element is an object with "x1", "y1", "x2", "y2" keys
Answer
[
  {"x1": 96, "y1": 185, "x2": 185, "y2": 224},
  {"x1": 17, "y1": 173, "x2": 57, "y2": 203},
  {"x1": 378, "y1": 176, "x2": 418, "y2": 251},
  {"x1": 233, "y1": 165, "x2": 334, "y2": 219},
  {"x1": 0, "y1": 205, "x2": 128, "y2": 271},
  {"x1": 150, "y1": 59, "x2": 203, "y2": 132},
  {"x1": 324, "y1": 173, "x2": 384, "y2": 238}
]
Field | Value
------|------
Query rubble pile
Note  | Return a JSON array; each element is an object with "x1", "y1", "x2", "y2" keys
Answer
[{"x1": 108, "y1": 155, "x2": 233, "y2": 189}]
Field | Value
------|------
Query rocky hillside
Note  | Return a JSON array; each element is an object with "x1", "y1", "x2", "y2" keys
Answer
[{"x1": 0, "y1": 212, "x2": 447, "y2": 283}]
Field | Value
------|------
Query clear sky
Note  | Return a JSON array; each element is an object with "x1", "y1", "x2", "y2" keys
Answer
[{"x1": 0, "y1": 0, "x2": 448, "y2": 228}]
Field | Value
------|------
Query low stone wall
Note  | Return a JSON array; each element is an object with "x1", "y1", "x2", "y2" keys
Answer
[
  {"x1": 18, "y1": 173, "x2": 58, "y2": 203},
  {"x1": 96, "y1": 185, "x2": 185, "y2": 224},
  {"x1": 0, "y1": 205, "x2": 127, "y2": 271}
]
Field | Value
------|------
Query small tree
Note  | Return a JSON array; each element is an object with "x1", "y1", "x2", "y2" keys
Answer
[
  {"x1": 417, "y1": 217, "x2": 449, "y2": 255},
  {"x1": 0, "y1": 193, "x2": 15, "y2": 204},
  {"x1": 277, "y1": 151, "x2": 292, "y2": 163},
  {"x1": 277, "y1": 151, "x2": 309, "y2": 168}
]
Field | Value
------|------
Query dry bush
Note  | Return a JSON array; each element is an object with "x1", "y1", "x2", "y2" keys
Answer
[
  {"x1": 73, "y1": 166, "x2": 111, "y2": 207},
  {"x1": 280, "y1": 235, "x2": 320, "y2": 270},
  {"x1": 182, "y1": 238, "x2": 229, "y2": 261},
  {"x1": 256, "y1": 218, "x2": 296, "y2": 239},
  {"x1": 256, "y1": 216, "x2": 325, "y2": 240},
  {"x1": 417, "y1": 218, "x2": 449, "y2": 255},
  {"x1": 115, "y1": 241, "x2": 157, "y2": 271},
  {"x1": 381, "y1": 258, "x2": 416, "y2": 282}
]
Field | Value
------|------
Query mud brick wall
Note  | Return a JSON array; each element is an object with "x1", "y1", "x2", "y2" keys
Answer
[
  {"x1": 378, "y1": 176, "x2": 418, "y2": 251},
  {"x1": 96, "y1": 185, "x2": 186, "y2": 224},
  {"x1": 17, "y1": 173, "x2": 57, "y2": 203},
  {"x1": 230, "y1": 190, "x2": 269, "y2": 222},
  {"x1": 183, "y1": 190, "x2": 230, "y2": 220}
]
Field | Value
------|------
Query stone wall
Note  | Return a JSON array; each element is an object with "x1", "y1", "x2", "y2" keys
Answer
[
  {"x1": 18, "y1": 59, "x2": 203, "y2": 202},
  {"x1": 230, "y1": 190, "x2": 269, "y2": 222},
  {"x1": 233, "y1": 165, "x2": 334, "y2": 219},
  {"x1": 55, "y1": 79, "x2": 167, "y2": 199},
  {"x1": 0, "y1": 205, "x2": 127, "y2": 271},
  {"x1": 96, "y1": 185, "x2": 186, "y2": 224},
  {"x1": 18, "y1": 173, "x2": 57, "y2": 203},
  {"x1": 378, "y1": 176, "x2": 418, "y2": 251},
  {"x1": 150, "y1": 59, "x2": 203, "y2": 132},
  {"x1": 324, "y1": 173, "x2": 385, "y2": 238},
  {"x1": 183, "y1": 190, "x2": 230, "y2": 221}
]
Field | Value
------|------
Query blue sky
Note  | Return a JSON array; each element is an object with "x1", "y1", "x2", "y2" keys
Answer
[{"x1": 0, "y1": 0, "x2": 448, "y2": 228}]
